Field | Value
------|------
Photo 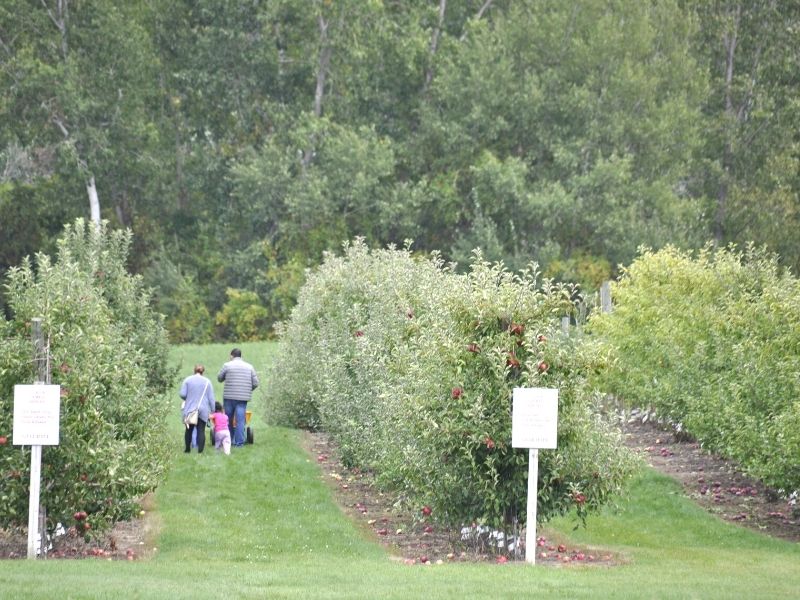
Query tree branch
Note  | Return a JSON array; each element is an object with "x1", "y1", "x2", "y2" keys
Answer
[
  {"x1": 0, "y1": 32, "x2": 11, "y2": 56},
  {"x1": 459, "y1": 0, "x2": 495, "y2": 41},
  {"x1": 40, "y1": 0, "x2": 69, "y2": 59},
  {"x1": 40, "y1": 0, "x2": 60, "y2": 30},
  {"x1": 51, "y1": 114, "x2": 69, "y2": 139},
  {"x1": 475, "y1": 0, "x2": 494, "y2": 20}
]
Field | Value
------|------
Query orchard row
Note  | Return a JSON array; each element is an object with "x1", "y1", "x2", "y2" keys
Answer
[{"x1": 264, "y1": 240, "x2": 637, "y2": 530}]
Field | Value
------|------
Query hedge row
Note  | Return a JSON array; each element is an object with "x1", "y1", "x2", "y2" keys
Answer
[
  {"x1": 0, "y1": 220, "x2": 172, "y2": 538},
  {"x1": 265, "y1": 240, "x2": 637, "y2": 529},
  {"x1": 589, "y1": 244, "x2": 800, "y2": 493}
]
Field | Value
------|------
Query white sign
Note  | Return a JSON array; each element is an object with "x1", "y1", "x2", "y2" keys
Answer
[
  {"x1": 13, "y1": 385, "x2": 61, "y2": 446},
  {"x1": 512, "y1": 387, "x2": 558, "y2": 449},
  {"x1": 511, "y1": 387, "x2": 559, "y2": 564}
]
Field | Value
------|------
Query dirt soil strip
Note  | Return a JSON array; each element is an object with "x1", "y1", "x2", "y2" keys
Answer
[
  {"x1": 0, "y1": 493, "x2": 160, "y2": 560},
  {"x1": 621, "y1": 416, "x2": 799, "y2": 543},
  {"x1": 302, "y1": 430, "x2": 620, "y2": 567}
]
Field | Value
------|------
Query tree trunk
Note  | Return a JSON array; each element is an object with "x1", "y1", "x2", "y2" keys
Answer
[
  {"x1": 42, "y1": 0, "x2": 70, "y2": 59},
  {"x1": 313, "y1": 14, "x2": 331, "y2": 119},
  {"x1": 87, "y1": 175, "x2": 101, "y2": 226},
  {"x1": 715, "y1": 3, "x2": 741, "y2": 246},
  {"x1": 423, "y1": 0, "x2": 447, "y2": 92},
  {"x1": 302, "y1": 13, "x2": 332, "y2": 171}
]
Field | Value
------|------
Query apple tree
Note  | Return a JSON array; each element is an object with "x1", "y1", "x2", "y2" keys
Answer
[
  {"x1": 0, "y1": 220, "x2": 172, "y2": 538},
  {"x1": 265, "y1": 240, "x2": 638, "y2": 530},
  {"x1": 589, "y1": 244, "x2": 800, "y2": 494}
]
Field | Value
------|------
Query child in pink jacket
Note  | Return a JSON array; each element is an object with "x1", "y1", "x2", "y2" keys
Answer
[{"x1": 209, "y1": 402, "x2": 231, "y2": 455}]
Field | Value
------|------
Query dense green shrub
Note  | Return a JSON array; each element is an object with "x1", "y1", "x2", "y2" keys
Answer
[
  {"x1": 215, "y1": 288, "x2": 270, "y2": 341},
  {"x1": 0, "y1": 220, "x2": 172, "y2": 537},
  {"x1": 143, "y1": 256, "x2": 213, "y2": 344},
  {"x1": 265, "y1": 240, "x2": 637, "y2": 529},
  {"x1": 589, "y1": 244, "x2": 800, "y2": 493}
]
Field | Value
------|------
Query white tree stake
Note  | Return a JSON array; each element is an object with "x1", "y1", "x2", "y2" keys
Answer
[
  {"x1": 27, "y1": 444, "x2": 42, "y2": 559},
  {"x1": 526, "y1": 448, "x2": 539, "y2": 564}
]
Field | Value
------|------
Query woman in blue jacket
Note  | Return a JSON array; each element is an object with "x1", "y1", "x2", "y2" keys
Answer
[{"x1": 179, "y1": 364, "x2": 216, "y2": 453}]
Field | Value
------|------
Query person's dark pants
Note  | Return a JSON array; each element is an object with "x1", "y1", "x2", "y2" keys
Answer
[{"x1": 184, "y1": 418, "x2": 207, "y2": 453}]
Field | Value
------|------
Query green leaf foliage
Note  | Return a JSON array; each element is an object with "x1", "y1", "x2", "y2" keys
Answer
[
  {"x1": 0, "y1": 220, "x2": 172, "y2": 535},
  {"x1": 3, "y1": 1, "x2": 800, "y2": 343},
  {"x1": 589, "y1": 244, "x2": 800, "y2": 493},
  {"x1": 265, "y1": 239, "x2": 637, "y2": 529}
]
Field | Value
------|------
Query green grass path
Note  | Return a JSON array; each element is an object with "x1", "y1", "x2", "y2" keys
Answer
[{"x1": 1, "y1": 342, "x2": 798, "y2": 598}]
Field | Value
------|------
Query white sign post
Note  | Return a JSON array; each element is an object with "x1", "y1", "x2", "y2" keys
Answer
[
  {"x1": 512, "y1": 387, "x2": 558, "y2": 565},
  {"x1": 13, "y1": 384, "x2": 61, "y2": 559}
]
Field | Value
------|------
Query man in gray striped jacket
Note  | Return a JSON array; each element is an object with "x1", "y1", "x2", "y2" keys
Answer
[{"x1": 218, "y1": 348, "x2": 260, "y2": 447}]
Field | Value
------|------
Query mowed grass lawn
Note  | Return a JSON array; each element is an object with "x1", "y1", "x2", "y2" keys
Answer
[{"x1": 1, "y1": 342, "x2": 798, "y2": 599}]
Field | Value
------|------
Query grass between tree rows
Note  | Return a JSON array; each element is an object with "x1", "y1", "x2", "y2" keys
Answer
[{"x1": 0, "y1": 341, "x2": 798, "y2": 599}]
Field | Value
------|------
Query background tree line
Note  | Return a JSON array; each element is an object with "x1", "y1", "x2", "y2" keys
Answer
[{"x1": 2, "y1": 0, "x2": 798, "y2": 342}]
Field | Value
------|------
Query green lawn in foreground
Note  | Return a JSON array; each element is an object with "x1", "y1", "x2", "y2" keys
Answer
[{"x1": 0, "y1": 341, "x2": 797, "y2": 599}]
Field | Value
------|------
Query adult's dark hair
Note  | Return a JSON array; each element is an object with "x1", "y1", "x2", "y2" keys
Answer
[
  {"x1": 194, "y1": 364, "x2": 205, "y2": 374},
  {"x1": 231, "y1": 348, "x2": 242, "y2": 358}
]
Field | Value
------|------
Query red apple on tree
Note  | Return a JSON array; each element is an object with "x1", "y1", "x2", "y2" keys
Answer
[{"x1": 0, "y1": 436, "x2": 7, "y2": 446}]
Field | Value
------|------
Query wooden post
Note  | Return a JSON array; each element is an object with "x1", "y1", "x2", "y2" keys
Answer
[
  {"x1": 27, "y1": 317, "x2": 48, "y2": 559},
  {"x1": 600, "y1": 280, "x2": 612, "y2": 313},
  {"x1": 33, "y1": 319, "x2": 48, "y2": 384}
]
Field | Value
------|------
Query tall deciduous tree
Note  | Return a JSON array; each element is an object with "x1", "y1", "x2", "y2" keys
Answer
[
  {"x1": 688, "y1": 0, "x2": 800, "y2": 270},
  {"x1": 0, "y1": 1, "x2": 161, "y2": 227},
  {"x1": 415, "y1": 0, "x2": 708, "y2": 269}
]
